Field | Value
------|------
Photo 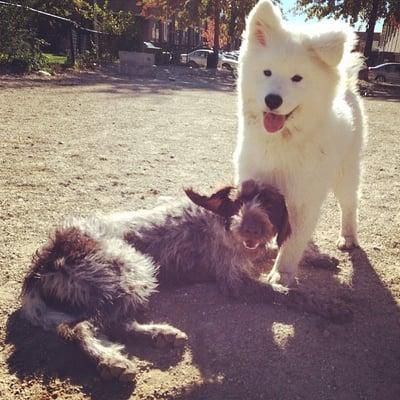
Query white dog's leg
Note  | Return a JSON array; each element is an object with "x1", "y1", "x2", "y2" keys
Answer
[
  {"x1": 333, "y1": 159, "x2": 361, "y2": 250},
  {"x1": 267, "y1": 198, "x2": 324, "y2": 286}
]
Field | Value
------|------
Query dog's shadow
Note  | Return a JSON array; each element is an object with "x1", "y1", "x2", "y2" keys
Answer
[
  {"x1": 139, "y1": 246, "x2": 400, "y2": 399},
  {"x1": 5, "y1": 309, "x2": 185, "y2": 400},
  {"x1": 6, "y1": 246, "x2": 400, "y2": 399}
]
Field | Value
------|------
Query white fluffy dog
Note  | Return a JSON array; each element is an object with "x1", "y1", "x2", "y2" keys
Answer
[{"x1": 234, "y1": 0, "x2": 366, "y2": 286}]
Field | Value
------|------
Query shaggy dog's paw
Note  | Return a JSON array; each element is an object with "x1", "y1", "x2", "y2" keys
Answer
[
  {"x1": 97, "y1": 357, "x2": 136, "y2": 382},
  {"x1": 152, "y1": 326, "x2": 188, "y2": 349},
  {"x1": 267, "y1": 269, "x2": 295, "y2": 287},
  {"x1": 337, "y1": 236, "x2": 359, "y2": 251}
]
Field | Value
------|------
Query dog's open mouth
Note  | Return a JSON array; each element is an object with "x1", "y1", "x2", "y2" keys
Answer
[
  {"x1": 263, "y1": 108, "x2": 296, "y2": 133},
  {"x1": 242, "y1": 240, "x2": 261, "y2": 250}
]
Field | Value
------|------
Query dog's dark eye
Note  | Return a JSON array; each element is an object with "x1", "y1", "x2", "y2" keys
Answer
[
  {"x1": 263, "y1": 69, "x2": 272, "y2": 77},
  {"x1": 291, "y1": 75, "x2": 303, "y2": 82}
]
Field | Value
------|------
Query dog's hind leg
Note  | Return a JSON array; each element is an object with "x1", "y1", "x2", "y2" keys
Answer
[
  {"x1": 121, "y1": 320, "x2": 187, "y2": 349},
  {"x1": 333, "y1": 157, "x2": 361, "y2": 250},
  {"x1": 58, "y1": 320, "x2": 137, "y2": 382}
]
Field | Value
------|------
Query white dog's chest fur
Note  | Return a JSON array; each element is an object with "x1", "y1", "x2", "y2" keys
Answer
[{"x1": 235, "y1": 97, "x2": 357, "y2": 204}]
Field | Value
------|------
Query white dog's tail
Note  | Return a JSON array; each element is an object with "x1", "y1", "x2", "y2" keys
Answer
[{"x1": 343, "y1": 50, "x2": 365, "y2": 92}]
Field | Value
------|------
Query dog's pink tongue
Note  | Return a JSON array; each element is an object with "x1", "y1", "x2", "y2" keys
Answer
[{"x1": 264, "y1": 113, "x2": 285, "y2": 133}]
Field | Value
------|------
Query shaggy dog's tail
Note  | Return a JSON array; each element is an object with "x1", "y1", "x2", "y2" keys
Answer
[{"x1": 20, "y1": 227, "x2": 99, "y2": 330}]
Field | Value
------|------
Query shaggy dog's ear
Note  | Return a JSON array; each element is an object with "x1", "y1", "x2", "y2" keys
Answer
[
  {"x1": 239, "y1": 179, "x2": 259, "y2": 200},
  {"x1": 258, "y1": 186, "x2": 292, "y2": 247},
  {"x1": 245, "y1": 0, "x2": 283, "y2": 47},
  {"x1": 184, "y1": 187, "x2": 242, "y2": 219},
  {"x1": 307, "y1": 25, "x2": 356, "y2": 67},
  {"x1": 276, "y1": 208, "x2": 291, "y2": 247}
]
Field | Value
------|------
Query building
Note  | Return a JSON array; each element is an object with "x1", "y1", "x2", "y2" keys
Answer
[
  {"x1": 355, "y1": 31, "x2": 381, "y2": 53},
  {"x1": 379, "y1": 18, "x2": 400, "y2": 61},
  {"x1": 109, "y1": 0, "x2": 204, "y2": 53}
]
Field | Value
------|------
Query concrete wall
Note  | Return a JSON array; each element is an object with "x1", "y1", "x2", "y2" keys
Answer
[{"x1": 119, "y1": 51, "x2": 155, "y2": 77}]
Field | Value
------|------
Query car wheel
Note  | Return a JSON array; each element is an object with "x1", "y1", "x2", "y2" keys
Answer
[
  {"x1": 222, "y1": 63, "x2": 233, "y2": 71},
  {"x1": 375, "y1": 75, "x2": 386, "y2": 83},
  {"x1": 188, "y1": 60, "x2": 198, "y2": 68}
]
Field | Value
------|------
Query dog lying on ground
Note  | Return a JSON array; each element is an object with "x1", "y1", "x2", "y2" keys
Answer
[
  {"x1": 234, "y1": 0, "x2": 367, "y2": 286},
  {"x1": 20, "y1": 180, "x2": 351, "y2": 382}
]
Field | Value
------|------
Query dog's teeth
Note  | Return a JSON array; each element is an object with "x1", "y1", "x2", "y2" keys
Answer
[{"x1": 243, "y1": 241, "x2": 258, "y2": 250}]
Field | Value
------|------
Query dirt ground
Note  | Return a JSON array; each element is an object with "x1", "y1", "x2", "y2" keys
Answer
[{"x1": 0, "y1": 68, "x2": 399, "y2": 400}]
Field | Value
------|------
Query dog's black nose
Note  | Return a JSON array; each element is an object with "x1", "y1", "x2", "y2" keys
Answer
[{"x1": 265, "y1": 94, "x2": 283, "y2": 110}]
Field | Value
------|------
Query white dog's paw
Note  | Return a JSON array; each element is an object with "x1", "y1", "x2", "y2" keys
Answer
[
  {"x1": 337, "y1": 235, "x2": 359, "y2": 251},
  {"x1": 267, "y1": 269, "x2": 295, "y2": 287}
]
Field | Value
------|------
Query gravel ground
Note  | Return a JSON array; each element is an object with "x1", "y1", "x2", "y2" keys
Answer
[{"x1": 0, "y1": 68, "x2": 399, "y2": 400}]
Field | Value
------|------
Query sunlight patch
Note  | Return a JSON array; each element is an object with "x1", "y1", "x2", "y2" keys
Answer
[{"x1": 271, "y1": 322, "x2": 295, "y2": 349}]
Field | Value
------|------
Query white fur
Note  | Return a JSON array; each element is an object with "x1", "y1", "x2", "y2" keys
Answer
[{"x1": 234, "y1": 0, "x2": 367, "y2": 286}]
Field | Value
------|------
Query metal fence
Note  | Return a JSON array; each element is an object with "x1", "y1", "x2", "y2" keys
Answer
[{"x1": 0, "y1": 1, "x2": 106, "y2": 64}]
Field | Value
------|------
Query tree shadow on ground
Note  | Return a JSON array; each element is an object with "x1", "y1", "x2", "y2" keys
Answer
[
  {"x1": 0, "y1": 66, "x2": 236, "y2": 95},
  {"x1": 360, "y1": 81, "x2": 400, "y2": 101},
  {"x1": 5, "y1": 246, "x2": 400, "y2": 400}
]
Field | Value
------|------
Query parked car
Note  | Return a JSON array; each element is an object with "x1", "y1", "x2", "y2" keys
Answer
[
  {"x1": 220, "y1": 52, "x2": 238, "y2": 71},
  {"x1": 368, "y1": 63, "x2": 400, "y2": 84},
  {"x1": 143, "y1": 41, "x2": 172, "y2": 65},
  {"x1": 181, "y1": 49, "x2": 240, "y2": 69},
  {"x1": 180, "y1": 49, "x2": 216, "y2": 68}
]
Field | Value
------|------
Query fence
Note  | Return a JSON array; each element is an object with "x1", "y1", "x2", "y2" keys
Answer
[{"x1": 0, "y1": 1, "x2": 107, "y2": 64}]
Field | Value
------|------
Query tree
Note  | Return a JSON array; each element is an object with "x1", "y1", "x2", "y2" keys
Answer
[
  {"x1": 0, "y1": 0, "x2": 136, "y2": 70},
  {"x1": 0, "y1": 0, "x2": 46, "y2": 71},
  {"x1": 142, "y1": 0, "x2": 258, "y2": 66},
  {"x1": 295, "y1": 0, "x2": 400, "y2": 64}
]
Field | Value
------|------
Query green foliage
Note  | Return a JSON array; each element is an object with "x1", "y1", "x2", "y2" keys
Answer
[
  {"x1": 295, "y1": 0, "x2": 399, "y2": 24},
  {"x1": 295, "y1": 0, "x2": 400, "y2": 61},
  {"x1": 44, "y1": 53, "x2": 68, "y2": 64},
  {"x1": 0, "y1": 0, "x2": 138, "y2": 71},
  {"x1": 0, "y1": 1, "x2": 47, "y2": 72}
]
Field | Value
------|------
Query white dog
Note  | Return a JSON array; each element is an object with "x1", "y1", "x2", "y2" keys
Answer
[{"x1": 234, "y1": 0, "x2": 366, "y2": 286}]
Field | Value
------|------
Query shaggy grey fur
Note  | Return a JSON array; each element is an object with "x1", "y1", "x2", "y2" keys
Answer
[{"x1": 20, "y1": 180, "x2": 351, "y2": 381}]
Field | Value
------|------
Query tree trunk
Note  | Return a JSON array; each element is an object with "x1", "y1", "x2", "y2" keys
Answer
[
  {"x1": 210, "y1": 0, "x2": 220, "y2": 68},
  {"x1": 364, "y1": 0, "x2": 380, "y2": 65},
  {"x1": 228, "y1": 1, "x2": 238, "y2": 51}
]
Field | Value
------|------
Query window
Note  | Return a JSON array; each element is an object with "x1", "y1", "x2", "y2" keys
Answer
[{"x1": 385, "y1": 65, "x2": 396, "y2": 72}]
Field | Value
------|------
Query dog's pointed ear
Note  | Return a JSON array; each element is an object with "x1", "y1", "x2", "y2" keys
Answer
[
  {"x1": 307, "y1": 25, "x2": 355, "y2": 67},
  {"x1": 245, "y1": 0, "x2": 283, "y2": 47},
  {"x1": 184, "y1": 187, "x2": 241, "y2": 219}
]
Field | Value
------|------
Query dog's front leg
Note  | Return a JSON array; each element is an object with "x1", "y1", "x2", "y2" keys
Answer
[
  {"x1": 239, "y1": 276, "x2": 352, "y2": 323},
  {"x1": 268, "y1": 197, "x2": 324, "y2": 286}
]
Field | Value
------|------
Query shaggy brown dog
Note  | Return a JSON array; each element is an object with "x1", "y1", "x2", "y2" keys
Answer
[{"x1": 20, "y1": 180, "x2": 350, "y2": 381}]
